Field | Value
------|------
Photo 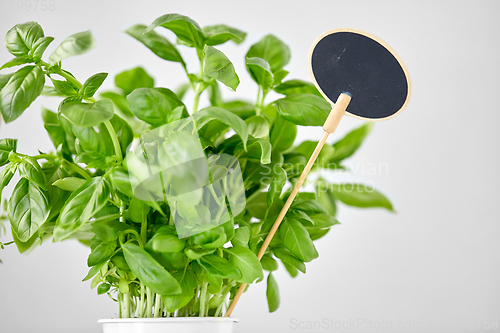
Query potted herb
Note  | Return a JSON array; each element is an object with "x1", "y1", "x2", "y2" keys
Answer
[{"x1": 0, "y1": 13, "x2": 394, "y2": 333}]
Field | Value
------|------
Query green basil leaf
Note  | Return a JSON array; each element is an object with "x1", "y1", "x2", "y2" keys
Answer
[
  {"x1": 126, "y1": 24, "x2": 185, "y2": 67},
  {"x1": 0, "y1": 163, "x2": 17, "y2": 201},
  {"x1": 71, "y1": 122, "x2": 114, "y2": 168},
  {"x1": 60, "y1": 99, "x2": 114, "y2": 127},
  {"x1": 194, "y1": 107, "x2": 248, "y2": 149},
  {"x1": 151, "y1": 234, "x2": 186, "y2": 253},
  {"x1": 261, "y1": 253, "x2": 278, "y2": 271},
  {"x1": 0, "y1": 65, "x2": 45, "y2": 123},
  {"x1": 295, "y1": 191, "x2": 318, "y2": 202},
  {"x1": 198, "y1": 118, "x2": 228, "y2": 144},
  {"x1": 92, "y1": 222, "x2": 119, "y2": 243},
  {"x1": 108, "y1": 114, "x2": 133, "y2": 155},
  {"x1": 109, "y1": 167, "x2": 133, "y2": 197},
  {"x1": 286, "y1": 210, "x2": 314, "y2": 226},
  {"x1": 329, "y1": 183, "x2": 394, "y2": 211},
  {"x1": 122, "y1": 242, "x2": 182, "y2": 295},
  {"x1": 49, "y1": 30, "x2": 96, "y2": 65},
  {"x1": 8, "y1": 178, "x2": 50, "y2": 242},
  {"x1": 275, "y1": 93, "x2": 331, "y2": 126},
  {"x1": 308, "y1": 213, "x2": 339, "y2": 229},
  {"x1": 58, "y1": 116, "x2": 77, "y2": 155},
  {"x1": 234, "y1": 138, "x2": 271, "y2": 164},
  {"x1": 0, "y1": 74, "x2": 14, "y2": 90},
  {"x1": 5, "y1": 21, "x2": 44, "y2": 57},
  {"x1": 87, "y1": 241, "x2": 116, "y2": 267},
  {"x1": 89, "y1": 206, "x2": 120, "y2": 225},
  {"x1": 72, "y1": 114, "x2": 132, "y2": 168},
  {"x1": 82, "y1": 73, "x2": 108, "y2": 98},
  {"x1": 0, "y1": 56, "x2": 33, "y2": 70},
  {"x1": 221, "y1": 218, "x2": 235, "y2": 242},
  {"x1": 54, "y1": 176, "x2": 110, "y2": 241},
  {"x1": 110, "y1": 253, "x2": 130, "y2": 272},
  {"x1": 245, "y1": 191, "x2": 271, "y2": 220},
  {"x1": 280, "y1": 218, "x2": 318, "y2": 262},
  {"x1": 163, "y1": 267, "x2": 197, "y2": 312},
  {"x1": 115, "y1": 67, "x2": 154, "y2": 96},
  {"x1": 8, "y1": 152, "x2": 22, "y2": 164},
  {"x1": 232, "y1": 226, "x2": 249, "y2": 248},
  {"x1": 203, "y1": 45, "x2": 239, "y2": 91},
  {"x1": 198, "y1": 254, "x2": 242, "y2": 280},
  {"x1": 273, "y1": 247, "x2": 306, "y2": 273},
  {"x1": 267, "y1": 165, "x2": 286, "y2": 207},
  {"x1": 191, "y1": 226, "x2": 227, "y2": 250},
  {"x1": 50, "y1": 78, "x2": 78, "y2": 96},
  {"x1": 100, "y1": 91, "x2": 132, "y2": 117},
  {"x1": 245, "y1": 115, "x2": 269, "y2": 139},
  {"x1": 283, "y1": 262, "x2": 298, "y2": 278},
  {"x1": 224, "y1": 246, "x2": 264, "y2": 284},
  {"x1": 0, "y1": 139, "x2": 17, "y2": 166},
  {"x1": 316, "y1": 179, "x2": 337, "y2": 216},
  {"x1": 45, "y1": 166, "x2": 71, "y2": 222},
  {"x1": 152, "y1": 88, "x2": 188, "y2": 122},
  {"x1": 82, "y1": 262, "x2": 105, "y2": 282},
  {"x1": 295, "y1": 140, "x2": 335, "y2": 168},
  {"x1": 221, "y1": 100, "x2": 256, "y2": 119},
  {"x1": 41, "y1": 85, "x2": 64, "y2": 97},
  {"x1": 92, "y1": 220, "x2": 132, "y2": 243},
  {"x1": 270, "y1": 115, "x2": 296, "y2": 153},
  {"x1": 308, "y1": 227, "x2": 330, "y2": 241},
  {"x1": 184, "y1": 247, "x2": 216, "y2": 260},
  {"x1": 208, "y1": 274, "x2": 223, "y2": 295},
  {"x1": 274, "y1": 79, "x2": 322, "y2": 97},
  {"x1": 203, "y1": 25, "x2": 246, "y2": 46},
  {"x1": 191, "y1": 257, "x2": 209, "y2": 283},
  {"x1": 146, "y1": 13, "x2": 204, "y2": 49},
  {"x1": 117, "y1": 278, "x2": 129, "y2": 293},
  {"x1": 127, "y1": 87, "x2": 179, "y2": 126},
  {"x1": 272, "y1": 69, "x2": 289, "y2": 87},
  {"x1": 52, "y1": 177, "x2": 86, "y2": 191},
  {"x1": 290, "y1": 199, "x2": 327, "y2": 215},
  {"x1": 266, "y1": 273, "x2": 280, "y2": 312},
  {"x1": 330, "y1": 123, "x2": 373, "y2": 163},
  {"x1": 30, "y1": 36, "x2": 54, "y2": 61},
  {"x1": 246, "y1": 35, "x2": 290, "y2": 73},
  {"x1": 262, "y1": 102, "x2": 277, "y2": 122},
  {"x1": 245, "y1": 57, "x2": 274, "y2": 91},
  {"x1": 155, "y1": 252, "x2": 188, "y2": 272},
  {"x1": 41, "y1": 106, "x2": 58, "y2": 124},
  {"x1": 18, "y1": 157, "x2": 47, "y2": 189},
  {"x1": 10, "y1": 226, "x2": 40, "y2": 253},
  {"x1": 128, "y1": 197, "x2": 149, "y2": 223},
  {"x1": 97, "y1": 283, "x2": 111, "y2": 295},
  {"x1": 42, "y1": 163, "x2": 62, "y2": 185}
]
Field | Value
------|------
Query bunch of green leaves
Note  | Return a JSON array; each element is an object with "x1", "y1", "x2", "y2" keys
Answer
[{"x1": 0, "y1": 14, "x2": 393, "y2": 317}]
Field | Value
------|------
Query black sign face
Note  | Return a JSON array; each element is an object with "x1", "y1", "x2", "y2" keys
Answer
[{"x1": 310, "y1": 29, "x2": 411, "y2": 121}]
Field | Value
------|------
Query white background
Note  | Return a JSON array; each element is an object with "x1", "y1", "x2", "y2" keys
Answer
[{"x1": 1, "y1": 1, "x2": 499, "y2": 332}]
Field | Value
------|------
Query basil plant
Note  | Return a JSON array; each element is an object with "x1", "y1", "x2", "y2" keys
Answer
[{"x1": 0, "y1": 14, "x2": 393, "y2": 318}]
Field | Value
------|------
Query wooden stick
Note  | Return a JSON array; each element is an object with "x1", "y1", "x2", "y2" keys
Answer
[{"x1": 224, "y1": 93, "x2": 351, "y2": 317}]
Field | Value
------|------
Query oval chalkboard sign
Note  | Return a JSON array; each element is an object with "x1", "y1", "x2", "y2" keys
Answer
[{"x1": 309, "y1": 28, "x2": 411, "y2": 121}]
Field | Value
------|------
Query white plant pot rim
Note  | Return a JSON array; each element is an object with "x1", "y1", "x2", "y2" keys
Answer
[{"x1": 98, "y1": 317, "x2": 238, "y2": 324}]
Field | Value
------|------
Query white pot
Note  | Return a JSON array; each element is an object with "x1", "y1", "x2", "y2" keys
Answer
[{"x1": 98, "y1": 317, "x2": 238, "y2": 333}]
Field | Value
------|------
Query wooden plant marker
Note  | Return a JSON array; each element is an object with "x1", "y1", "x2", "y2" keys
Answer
[{"x1": 224, "y1": 28, "x2": 411, "y2": 317}]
